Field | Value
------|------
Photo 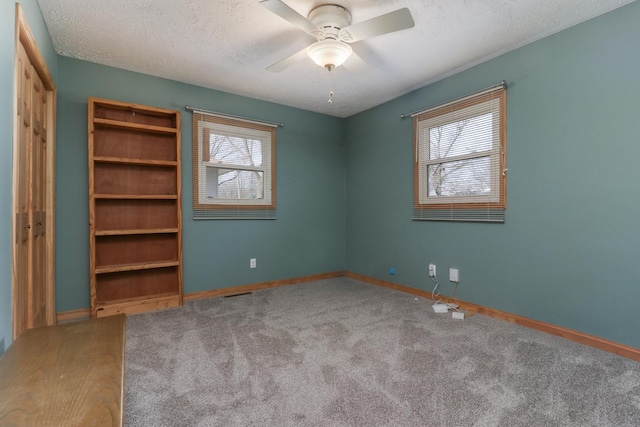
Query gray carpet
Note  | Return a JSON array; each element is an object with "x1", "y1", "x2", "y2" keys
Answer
[{"x1": 125, "y1": 278, "x2": 640, "y2": 426}]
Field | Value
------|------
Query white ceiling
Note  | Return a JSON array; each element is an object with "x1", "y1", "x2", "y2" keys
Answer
[{"x1": 38, "y1": 0, "x2": 634, "y2": 118}]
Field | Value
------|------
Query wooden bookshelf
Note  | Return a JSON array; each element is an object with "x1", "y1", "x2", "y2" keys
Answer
[{"x1": 88, "y1": 97, "x2": 183, "y2": 317}]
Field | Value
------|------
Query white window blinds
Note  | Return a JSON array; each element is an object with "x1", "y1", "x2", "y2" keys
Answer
[
  {"x1": 413, "y1": 85, "x2": 506, "y2": 222},
  {"x1": 192, "y1": 112, "x2": 277, "y2": 219}
]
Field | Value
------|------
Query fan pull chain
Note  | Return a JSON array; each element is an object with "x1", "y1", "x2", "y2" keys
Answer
[{"x1": 327, "y1": 68, "x2": 334, "y2": 104}]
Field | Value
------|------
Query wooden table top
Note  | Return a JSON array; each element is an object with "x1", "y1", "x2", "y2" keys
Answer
[{"x1": 0, "y1": 314, "x2": 125, "y2": 426}]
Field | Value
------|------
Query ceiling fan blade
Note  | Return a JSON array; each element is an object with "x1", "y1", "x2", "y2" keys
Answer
[
  {"x1": 260, "y1": 0, "x2": 318, "y2": 37},
  {"x1": 340, "y1": 8, "x2": 415, "y2": 43},
  {"x1": 266, "y1": 46, "x2": 309, "y2": 72},
  {"x1": 342, "y1": 51, "x2": 368, "y2": 75}
]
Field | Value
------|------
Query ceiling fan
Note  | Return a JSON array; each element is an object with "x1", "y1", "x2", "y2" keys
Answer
[{"x1": 260, "y1": 0, "x2": 415, "y2": 73}]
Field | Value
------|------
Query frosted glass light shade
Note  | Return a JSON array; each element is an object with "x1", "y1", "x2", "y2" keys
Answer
[{"x1": 307, "y1": 40, "x2": 352, "y2": 69}]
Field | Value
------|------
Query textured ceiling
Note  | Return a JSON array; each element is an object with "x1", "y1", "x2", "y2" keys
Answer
[{"x1": 38, "y1": 0, "x2": 635, "y2": 118}]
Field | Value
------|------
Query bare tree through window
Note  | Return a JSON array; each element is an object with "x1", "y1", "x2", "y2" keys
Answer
[
  {"x1": 207, "y1": 133, "x2": 264, "y2": 200},
  {"x1": 427, "y1": 113, "x2": 492, "y2": 198}
]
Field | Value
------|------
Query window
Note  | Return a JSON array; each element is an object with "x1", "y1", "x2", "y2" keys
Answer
[
  {"x1": 414, "y1": 87, "x2": 506, "y2": 222},
  {"x1": 193, "y1": 113, "x2": 276, "y2": 219}
]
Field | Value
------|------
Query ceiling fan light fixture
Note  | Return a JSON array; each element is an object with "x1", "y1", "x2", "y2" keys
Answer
[{"x1": 307, "y1": 39, "x2": 352, "y2": 71}]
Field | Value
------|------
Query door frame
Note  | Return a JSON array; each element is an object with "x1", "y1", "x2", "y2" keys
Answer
[{"x1": 12, "y1": 4, "x2": 57, "y2": 338}]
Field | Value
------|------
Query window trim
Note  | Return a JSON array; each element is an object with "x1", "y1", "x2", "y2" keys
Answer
[
  {"x1": 193, "y1": 114, "x2": 276, "y2": 212},
  {"x1": 413, "y1": 89, "x2": 506, "y2": 212}
]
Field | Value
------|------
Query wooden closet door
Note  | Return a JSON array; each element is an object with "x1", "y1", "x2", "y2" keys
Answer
[
  {"x1": 14, "y1": 41, "x2": 48, "y2": 333},
  {"x1": 29, "y1": 62, "x2": 48, "y2": 328},
  {"x1": 15, "y1": 42, "x2": 31, "y2": 334}
]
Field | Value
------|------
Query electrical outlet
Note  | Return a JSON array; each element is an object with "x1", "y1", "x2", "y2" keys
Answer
[
  {"x1": 429, "y1": 263, "x2": 436, "y2": 277},
  {"x1": 449, "y1": 268, "x2": 459, "y2": 282},
  {"x1": 250, "y1": 258, "x2": 256, "y2": 269}
]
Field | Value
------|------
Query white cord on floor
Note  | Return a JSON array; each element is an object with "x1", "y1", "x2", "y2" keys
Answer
[{"x1": 431, "y1": 274, "x2": 462, "y2": 312}]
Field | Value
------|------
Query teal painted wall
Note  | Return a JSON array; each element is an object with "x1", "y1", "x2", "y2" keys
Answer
[
  {"x1": 55, "y1": 57, "x2": 347, "y2": 312},
  {"x1": 345, "y1": 2, "x2": 640, "y2": 348},
  {"x1": 0, "y1": 0, "x2": 57, "y2": 354},
  {"x1": 0, "y1": 0, "x2": 13, "y2": 356}
]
